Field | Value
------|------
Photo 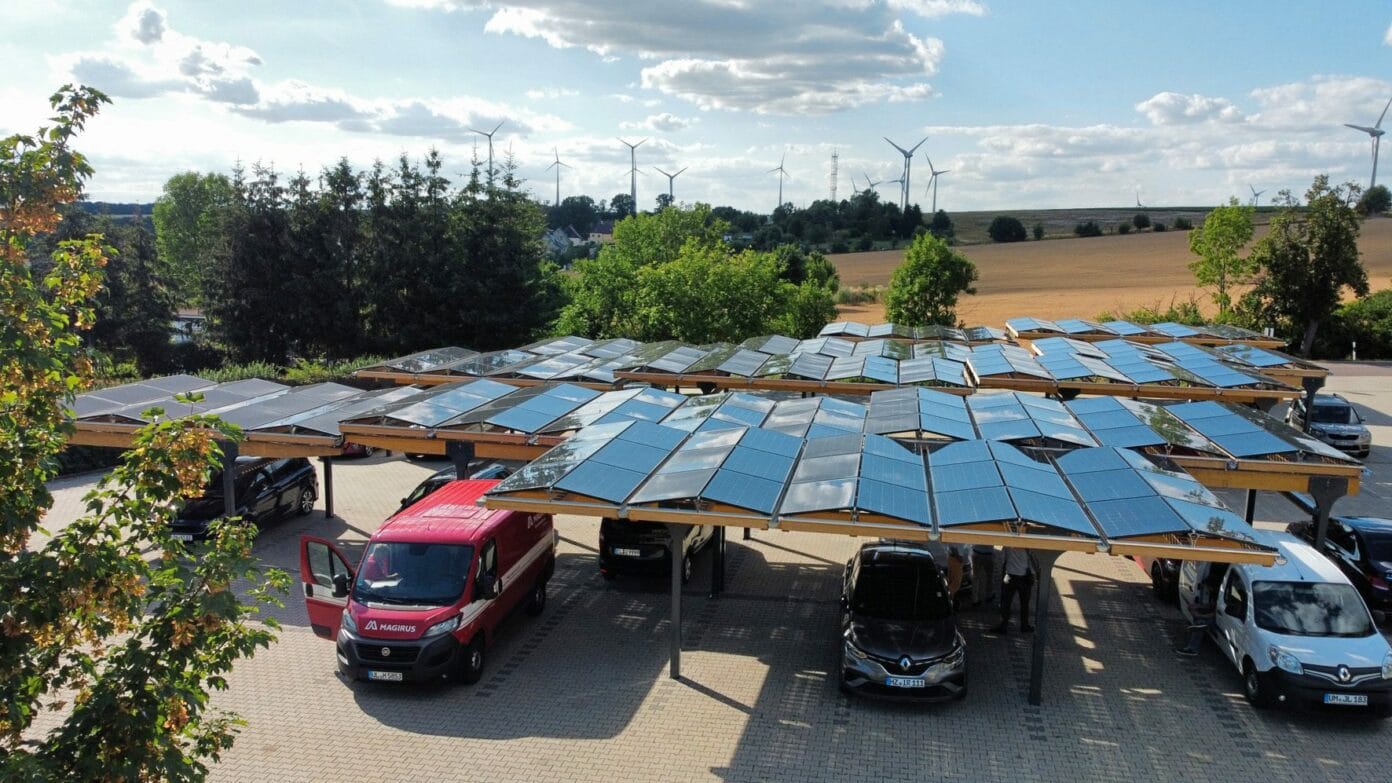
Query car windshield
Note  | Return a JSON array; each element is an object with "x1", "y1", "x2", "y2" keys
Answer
[
  {"x1": 1311, "y1": 404, "x2": 1357, "y2": 425},
  {"x1": 851, "y1": 558, "x2": 951, "y2": 622},
  {"x1": 353, "y1": 542, "x2": 474, "y2": 608},
  {"x1": 1364, "y1": 534, "x2": 1392, "y2": 563},
  {"x1": 1252, "y1": 581, "x2": 1374, "y2": 638},
  {"x1": 401, "y1": 479, "x2": 447, "y2": 509}
]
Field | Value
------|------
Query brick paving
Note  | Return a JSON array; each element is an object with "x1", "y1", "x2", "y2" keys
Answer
[{"x1": 34, "y1": 374, "x2": 1392, "y2": 782}]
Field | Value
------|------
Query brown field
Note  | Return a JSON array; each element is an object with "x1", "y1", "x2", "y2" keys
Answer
[{"x1": 831, "y1": 218, "x2": 1392, "y2": 327}]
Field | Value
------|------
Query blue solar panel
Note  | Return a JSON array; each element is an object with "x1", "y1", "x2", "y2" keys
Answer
[
  {"x1": 737, "y1": 426, "x2": 803, "y2": 458},
  {"x1": 590, "y1": 441, "x2": 672, "y2": 473},
  {"x1": 1077, "y1": 409, "x2": 1143, "y2": 430},
  {"x1": 931, "y1": 461, "x2": 1003, "y2": 492},
  {"x1": 629, "y1": 468, "x2": 718, "y2": 504},
  {"x1": 487, "y1": 407, "x2": 558, "y2": 433},
  {"x1": 861, "y1": 452, "x2": 925, "y2": 488},
  {"x1": 1165, "y1": 498, "x2": 1256, "y2": 540},
  {"x1": 979, "y1": 419, "x2": 1042, "y2": 442},
  {"x1": 1089, "y1": 425, "x2": 1166, "y2": 448},
  {"x1": 863, "y1": 433, "x2": 922, "y2": 463},
  {"x1": 1213, "y1": 431, "x2": 1292, "y2": 458},
  {"x1": 1184, "y1": 413, "x2": 1254, "y2": 437},
  {"x1": 702, "y1": 470, "x2": 784, "y2": 513},
  {"x1": 998, "y1": 462, "x2": 1072, "y2": 498},
  {"x1": 801, "y1": 433, "x2": 862, "y2": 459},
  {"x1": 806, "y1": 423, "x2": 851, "y2": 439},
  {"x1": 555, "y1": 461, "x2": 647, "y2": 502},
  {"x1": 1009, "y1": 489, "x2": 1095, "y2": 535},
  {"x1": 1086, "y1": 496, "x2": 1186, "y2": 537},
  {"x1": 618, "y1": 421, "x2": 688, "y2": 450},
  {"x1": 1067, "y1": 396, "x2": 1124, "y2": 415},
  {"x1": 934, "y1": 487, "x2": 1016, "y2": 526},
  {"x1": 663, "y1": 446, "x2": 732, "y2": 472},
  {"x1": 1067, "y1": 469, "x2": 1155, "y2": 502},
  {"x1": 715, "y1": 404, "x2": 768, "y2": 427},
  {"x1": 930, "y1": 439, "x2": 995, "y2": 465},
  {"x1": 857, "y1": 479, "x2": 930, "y2": 525},
  {"x1": 1055, "y1": 447, "x2": 1133, "y2": 474},
  {"x1": 722, "y1": 447, "x2": 796, "y2": 482},
  {"x1": 697, "y1": 417, "x2": 745, "y2": 433},
  {"x1": 780, "y1": 478, "x2": 857, "y2": 514},
  {"x1": 985, "y1": 440, "x2": 1048, "y2": 469}
]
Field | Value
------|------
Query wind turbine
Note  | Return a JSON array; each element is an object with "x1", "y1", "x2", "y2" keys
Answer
[
  {"x1": 618, "y1": 138, "x2": 645, "y2": 217},
  {"x1": 1135, "y1": 191, "x2": 1144, "y2": 209},
  {"x1": 1248, "y1": 184, "x2": 1266, "y2": 208},
  {"x1": 654, "y1": 165, "x2": 687, "y2": 204},
  {"x1": 1344, "y1": 96, "x2": 1392, "y2": 189},
  {"x1": 768, "y1": 152, "x2": 789, "y2": 212},
  {"x1": 469, "y1": 120, "x2": 504, "y2": 178},
  {"x1": 544, "y1": 148, "x2": 570, "y2": 205},
  {"x1": 863, "y1": 173, "x2": 883, "y2": 191},
  {"x1": 923, "y1": 155, "x2": 949, "y2": 214},
  {"x1": 884, "y1": 136, "x2": 928, "y2": 210}
]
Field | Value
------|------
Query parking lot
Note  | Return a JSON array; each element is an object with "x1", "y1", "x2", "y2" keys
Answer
[{"x1": 38, "y1": 364, "x2": 1392, "y2": 782}]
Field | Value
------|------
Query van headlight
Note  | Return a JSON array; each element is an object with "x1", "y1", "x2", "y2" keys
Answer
[
  {"x1": 340, "y1": 610, "x2": 357, "y2": 636},
  {"x1": 423, "y1": 616, "x2": 460, "y2": 638},
  {"x1": 1268, "y1": 646, "x2": 1303, "y2": 676},
  {"x1": 1382, "y1": 652, "x2": 1392, "y2": 680}
]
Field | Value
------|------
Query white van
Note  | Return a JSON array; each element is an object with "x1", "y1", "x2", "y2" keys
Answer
[{"x1": 1177, "y1": 532, "x2": 1392, "y2": 716}]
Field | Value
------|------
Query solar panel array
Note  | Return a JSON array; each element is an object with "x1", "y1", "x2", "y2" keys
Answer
[
  {"x1": 1027, "y1": 337, "x2": 1283, "y2": 389},
  {"x1": 1007, "y1": 317, "x2": 1270, "y2": 343},
  {"x1": 818, "y1": 321, "x2": 1006, "y2": 343}
]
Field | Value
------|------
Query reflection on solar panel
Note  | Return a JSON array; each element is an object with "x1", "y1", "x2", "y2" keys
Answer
[
  {"x1": 344, "y1": 379, "x2": 517, "y2": 428},
  {"x1": 1165, "y1": 401, "x2": 1306, "y2": 458},
  {"x1": 927, "y1": 440, "x2": 1093, "y2": 534},
  {"x1": 967, "y1": 344, "x2": 1051, "y2": 380},
  {"x1": 375, "y1": 346, "x2": 478, "y2": 374},
  {"x1": 966, "y1": 393, "x2": 1097, "y2": 447},
  {"x1": 741, "y1": 334, "x2": 801, "y2": 354},
  {"x1": 762, "y1": 396, "x2": 867, "y2": 440},
  {"x1": 865, "y1": 387, "x2": 975, "y2": 441},
  {"x1": 781, "y1": 433, "x2": 929, "y2": 525}
]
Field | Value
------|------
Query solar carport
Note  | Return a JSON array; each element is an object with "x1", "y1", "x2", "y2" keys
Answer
[{"x1": 480, "y1": 419, "x2": 1277, "y2": 705}]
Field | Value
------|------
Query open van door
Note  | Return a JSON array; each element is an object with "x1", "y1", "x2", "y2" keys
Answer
[{"x1": 300, "y1": 535, "x2": 356, "y2": 640}]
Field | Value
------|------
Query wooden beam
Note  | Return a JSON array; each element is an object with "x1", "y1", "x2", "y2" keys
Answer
[
  {"x1": 1109, "y1": 541, "x2": 1277, "y2": 566},
  {"x1": 1174, "y1": 458, "x2": 1361, "y2": 495},
  {"x1": 68, "y1": 425, "x2": 343, "y2": 457}
]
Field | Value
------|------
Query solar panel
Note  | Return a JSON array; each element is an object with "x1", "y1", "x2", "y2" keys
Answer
[
  {"x1": 929, "y1": 439, "x2": 995, "y2": 465},
  {"x1": 554, "y1": 461, "x2": 647, "y2": 502},
  {"x1": 702, "y1": 470, "x2": 785, "y2": 513},
  {"x1": 934, "y1": 487, "x2": 1016, "y2": 526},
  {"x1": 930, "y1": 461, "x2": 1003, "y2": 492},
  {"x1": 857, "y1": 479, "x2": 930, "y2": 525},
  {"x1": 793, "y1": 453, "x2": 862, "y2": 483},
  {"x1": 722, "y1": 447, "x2": 796, "y2": 482},
  {"x1": 1086, "y1": 496, "x2": 1188, "y2": 537},
  {"x1": 780, "y1": 477, "x2": 857, "y2": 515},
  {"x1": 1010, "y1": 489, "x2": 1095, "y2": 535},
  {"x1": 589, "y1": 440, "x2": 673, "y2": 473},
  {"x1": 628, "y1": 468, "x2": 718, "y2": 505}
]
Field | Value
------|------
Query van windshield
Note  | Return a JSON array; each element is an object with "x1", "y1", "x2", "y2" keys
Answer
[
  {"x1": 1252, "y1": 581, "x2": 1374, "y2": 637},
  {"x1": 852, "y1": 558, "x2": 951, "y2": 622},
  {"x1": 353, "y1": 542, "x2": 474, "y2": 608}
]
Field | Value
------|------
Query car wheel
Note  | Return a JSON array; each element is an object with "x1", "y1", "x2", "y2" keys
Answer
[
  {"x1": 362, "y1": 445, "x2": 375, "y2": 458},
  {"x1": 296, "y1": 486, "x2": 315, "y2": 516},
  {"x1": 681, "y1": 553, "x2": 693, "y2": 585},
  {"x1": 525, "y1": 579, "x2": 547, "y2": 616},
  {"x1": 459, "y1": 637, "x2": 485, "y2": 685},
  {"x1": 1242, "y1": 661, "x2": 1275, "y2": 709},
  {"x1": 1150, "y1": 563, "x2": 1167, "y2": 600}
]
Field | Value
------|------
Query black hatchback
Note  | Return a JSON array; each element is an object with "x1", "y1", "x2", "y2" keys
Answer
[
  {"x1": 1288, "y1": 516, "x2": 1392, "y2": 617},
  {"x1": 598, "y1": 518, "x2": 714, "y2": 584},
  {"x1": 840, "y1": 542, "x2": 967, "y2": 701},
  {"x1": 170, "y1": 457, "x2": 318, "y2": 541}
]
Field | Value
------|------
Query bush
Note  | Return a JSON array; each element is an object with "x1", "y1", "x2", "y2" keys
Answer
[
  {"x1": 829, "y1": 241, "x2": 850, "y2": 254},
  {"x1": 1117, "y1": 223, "x2": 1132, "y2": 235},
  {"x1": 1357, "y1": 184, "x2": 1391, "y2": 216},
  {"x1": 1173, "y1": 217, "x2": 1193, "y2": 230},
  {"x1": 195, "y1": 360, "x2": 282, "y2": 384},
  {"x1": 1152, "y1": 222, "x2": 1167, "y2": 232},
  {"x1": 1032, "y1": 222, "x2": 1044, "y2": 240},
  {"x1": 987, "y1": 215, "x2": 1028, "y2": 243},
  {"x1": 884, "y1": 233, "x2": 978, "y2": 325},
  {"x1": 1074, "y1": 220, "x2": 1103, "y2": 237},
  {"x1": 1133, "y1": 213, "x2": 1151, "y2": 230},
  {"x1": 834, "y1": 285, "x2": 884, "y2": 306},
  {"x1": 1319, "y1": 289, "x2": 1392, "y2": 359},
  {"x1": 1096, "y1": 295, "x2": 1206, "y2": 326},
  {"x1": 855, "y1": 236, "x2": 874, "y2": 251}
]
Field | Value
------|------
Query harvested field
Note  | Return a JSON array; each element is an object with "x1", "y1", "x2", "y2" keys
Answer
[{"x1": 831, "y1": 217, "x2": 1392, "y2": 327}]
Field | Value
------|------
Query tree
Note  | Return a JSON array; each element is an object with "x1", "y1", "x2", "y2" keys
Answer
[
  {"x1": 631, "y1": 241, "x2": 788, "y2": 343},
  {"x1": 152, "y1": 171, "x2": 233, "y2": 305},
  {"x1": 1357, "y1": 184, "x2": 1391, "y2": 216},
  {"x1": 1247, "y1": 177, "x2": 1369, "y2": 356},
  {"x1": 89, "y1": 217, "x2": 176, "y2": 373},
  {"x1": 1074, "y1": 220, "x2": 1103, "y2": 237},
  {"x1": 549, "y1": 195, "x2": 598, "y2": 236},
  {"x1": 655, "y1": 193, "x2": 674, "y2": 209},
  {"x1": 987, "y1": 215, "x2": 1027, "y2": 242},
  {"x1": 884, "y1": 232, "x2": 978, "y2": 326},
  {"x1": 928, "y1": 210, "x2": 954, "y2": 241},
  {"x1": 1186, "y1": 197, "x2": 1255, "y2": 317},
  {"x1": 1032, "y1": 222, "x2": 1044, "y2": 240},
  {"x1": 609, "y1": 192, "x2": 634, "y2": 218},
  {"x1": 2, "y1": 85, "x2": 286, "y2": 781},
  {"x1": 1132, "y1": 213, "x2": 1151, "y2": 230}
]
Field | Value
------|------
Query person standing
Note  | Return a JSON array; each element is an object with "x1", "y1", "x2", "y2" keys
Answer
[
  {"x1": 971, "y1": 544, "x2": 997, "y2": 608},
  {"x1": 1176, "y1": 564, "x2": 1223, "y2": 656},
  {"x1": 991, "y1": 548, "x2": 1035, "y2": 634}
]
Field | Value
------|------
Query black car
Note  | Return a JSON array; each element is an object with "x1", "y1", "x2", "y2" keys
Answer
[
  {"x1": 839, "y1": 542, "x2": 967, "y2": 701},
  {"x1": 171, "y1": 457, "x2": 317, "y2": 541},
  {"x1": 1288, "y1": 516, "x2": 1392, "y2": 616},
  {"x1": 598, "y1": 518, "x2": 714, "y2": 584},
  {"x1": 396, "y1": 463, "x2": 512, "y2": 513}
]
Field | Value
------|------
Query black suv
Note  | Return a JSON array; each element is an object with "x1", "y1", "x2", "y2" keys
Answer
[
  {"x1": 1287, "y1": 516, "x2": 1392, "y2": 617},
  {"x1": 598, "y1": 518, "x2": 714, "y2": 584},
  {"x1": 840, "y1": 542, "x2": 967, "y2": 701},
  {"x1": 171, "y1": 457, "x2": 318, "y2": 541}
]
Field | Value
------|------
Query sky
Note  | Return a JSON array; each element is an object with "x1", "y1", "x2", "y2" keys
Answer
[{"x1": 4, "y1": 0, "x2": 1392, "y2": 213}]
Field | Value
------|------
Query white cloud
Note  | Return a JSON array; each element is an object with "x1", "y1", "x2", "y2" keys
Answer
[
  {"x1": 1384, "y1": 22, "x2": 1392, "y2": 46},
  {"x1": 619, "y1": 112, "x2": 697, "y2": 132},
  {"x1": 121, "y1": 0, "x2": 165, "y2": 44},
  {"x1": 389, "y1": 0, "x2": 968, "y2": 114},
  {"x1": 524, "y1": 86, "x2": 579, "y2": 99},
  {"x1": 1135, "y1": 91, "x2": 1243, "y2": 125}
]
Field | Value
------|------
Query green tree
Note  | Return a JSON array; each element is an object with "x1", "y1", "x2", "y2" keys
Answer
[
  {"x1": 1132, "y1": 213, "x2": 1151, "y2": 230},
  {"x1": 1187, "y1": 197, "x2": 1255, "y2": 318},
  {"x1": 549, "y1": 195, "x2": 599, "y2": 236},
  {"x1": 1357, "y1": 184, "x2": 1391, "y2": 216},
  {"x1": 1032, "y1": 222, "x2": 1044, "y2": 240},
  {"x1": 609, "y1": 192, "x2": 635, "y2": 218},
  {"x1": 987, "y1": 215, "x2": 1026, "y2": 242},
  {"x1": 884, "y1": 232, "x2": 978, "y2": 326},
  {"x1": 1247, "y1": 177, "x2": 1369, "y2": 356},
  {"x1": 89, "y1": 217, "x2": 176, "y2": 373},
  {"x1": 2, "y1": 85, "x2": 286, "y2": 781},
  {"x1": 152, "y1": 171, "x2": 233, "y2": 305},
  {"x1": 631, "y1": 241, "x2": 787, "y2": 343},
  {"x1": 928, "y1": 210, "x2": 954, "y2": 241}
]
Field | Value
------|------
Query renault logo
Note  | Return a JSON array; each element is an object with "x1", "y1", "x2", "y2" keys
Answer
[
  {"x1": 382, "y1": 647, "x2": 392, "y2": 658},
  {"x1": 898, "y1": 656, "x2": 912, "y2": 670},
  {"x1": 1338, "y1": 665, "x2": 1352, "y2": 683}
]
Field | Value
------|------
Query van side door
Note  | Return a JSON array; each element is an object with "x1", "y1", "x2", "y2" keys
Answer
[
  {"x1": 476, "y1": 538, "x2": 501, "y2": 631},
  {"x1": 1215, "y1": 570, "x2": 1249, "y2": 669},
  {"x1": 300, "y1": 535, "x2": 356, "y2": 640}
]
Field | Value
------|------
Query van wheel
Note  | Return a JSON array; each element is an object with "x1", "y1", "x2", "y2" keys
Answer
[
  {"x1": 296, "y1": 486, "x2": 315, "y2": 516},
  {"x1": 1242, "y1": 661, "x2": 1274, "y2": 709},
  {"x1": 525, "y1": 579, "x2": 547, "y2": 616},
  {"x1": 459, "y1": 637, "x2": 485, "y2": 685},
  {"x1": 681, "y1": 553, "x2": 693, "y2": 585}
]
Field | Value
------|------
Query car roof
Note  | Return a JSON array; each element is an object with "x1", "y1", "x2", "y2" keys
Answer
[
  {"x1": 1241, "y1": 531, "x2": 1352, "y2": 584},
  {"x1": 1312, "y1": 394, "x2": 1350, "y2": 405},
  {"x1": 376, "y1": 479, "x2": 506, "y2": 544},
  {"x1": 1339, "y1": 516, "x2": 1392, "y2": 535},
  {"x1": 859, "y1": 541, "x2": 940, "y2": 564}
]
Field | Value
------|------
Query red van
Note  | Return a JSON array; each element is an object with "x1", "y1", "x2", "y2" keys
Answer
[{"x1": 299, "y1": 480, "x2": 555, "y2": 684}]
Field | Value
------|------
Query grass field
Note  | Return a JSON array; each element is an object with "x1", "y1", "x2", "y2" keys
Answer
[{"x1": 831, "y1": 214, "x2": 1392, "y2": 328}]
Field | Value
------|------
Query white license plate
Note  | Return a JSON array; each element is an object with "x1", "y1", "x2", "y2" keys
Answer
[
  {"x1": 367, "y1": 670, "x2": 404, "y2": 682},
  {"x1": 172, "y1": 534, "x2": 193, "y2": 542},
  {"x1": 885, "y1": 676, "x2": 926, "y2": 689},
  {"x1": 1323, "y1": 693, "x2": 1368, "y2": 706},
  {"x1": 613, "y1": 547, "x2": 642, "y2": 557}
]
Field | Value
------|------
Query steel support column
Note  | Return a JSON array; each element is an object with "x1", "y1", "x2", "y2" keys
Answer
[
  {"x1": 709, "y1": 525, "x2": 726, "y2": 598},
  {"x1": 1309, "y1": 475, "x2": 1349, "y2": 551},
  {"x1": 321, "y1": 457, "x2": 334, "y2": 518},
  {"x1": 742, "y1": 527, "x2": 751, "y2": 541},
  {"x1": 666, "y1": 523, "x2": 686, "y2": 680},
  {"x1": 1299, "y1": 376, "x2": 1324, "y2": 434},
  {"x1": 1243, "y1": 489, "x2": 1257, "y2": 524},
  {"x1": 1029, "y1": 549, "x2": 1064, "y2": 706},
  {"x1": 218, "y1": 440, "x2": 239, "y2": 519}
]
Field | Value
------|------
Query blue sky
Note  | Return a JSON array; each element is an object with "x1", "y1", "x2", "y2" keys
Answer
[{"x1": 3, "y1": 0, "x2": 1391, "y2": 212}]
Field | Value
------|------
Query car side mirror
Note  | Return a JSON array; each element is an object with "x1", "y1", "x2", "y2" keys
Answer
[{"x1": 331, "y1": 571, "x2": 350, "y2": 599}]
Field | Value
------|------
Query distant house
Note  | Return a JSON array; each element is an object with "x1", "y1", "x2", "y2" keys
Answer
[
  {"x1": 590, "y1": 220, "x2": 615, "y2": 243},
  {"x1": 543, "y1": 228, "x2": 572, "y2": 258},
  {"x1": 170, "y1": 309, "x2": 206, "y2": 344}
]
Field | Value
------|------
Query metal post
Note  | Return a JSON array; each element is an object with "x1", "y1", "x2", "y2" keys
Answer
[
  {"x1": 1243, "y1": 489, "x2": 1257, "y2": 524},
  {"x1": 666, "y1": 523, "x2": 685, "y2": 680},
  {"x1": 742, "y1": 527, "x2": 751, "y2": 541},
  {"x1": 1309, "y1": 476, "x2": 1349, "y2": 551},
  {"x1": 709, "y1": 525, "x2": 725, "y2": 598},
  {"x1": 218, "y1": 440, "x2": 239, "y2": 519},
  {"x1": 321, "y1": 457, "x2": 334, "y2": 518},
  {"x1": 1299, "y1": 377, "x2": 1324, "y2": 434},
  {"x1": 1028, "y1": 549, "x2": 1063, "y2": 706}
]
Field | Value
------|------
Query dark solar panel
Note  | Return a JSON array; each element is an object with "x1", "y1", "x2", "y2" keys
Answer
[
  {"x1": 1086, "y1": 496, "x2": 1188, "y2": 538},
  {"x1": 934, "y1": 486, "x2": 1016, "y2": 526},
  {"x1": 1010, "y1": 489, "x2": 1095, "y2": 535},
  {"x1": 722, "y1": 447, "x2": 796, "y2": 482},
  {"x1": 1067, "y1": 469, "x2": 1156, "y2": 502},
  {"x1": 702, "y1": 470, "x2": 785, "y2": 514},
  {"x1": 857, "y1": 479, "x2": 930, "y2": 525},
  {"x1": 629, "y1": 468, "x2": 718, "y2": 505},
  {"x1": 930, "y1": 461, "x2": 1003, "y2": 492},
  {"x1": 861, "y1": 452, "x2": 925, "y2": 488},
  {"x1": 554, "y1": 461, "x2": 647, "y2": 502}
]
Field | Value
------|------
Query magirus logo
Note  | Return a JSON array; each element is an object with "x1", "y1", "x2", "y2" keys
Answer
[{"x1": 363, "y1": 619, "x2": 416, "y2": 633}]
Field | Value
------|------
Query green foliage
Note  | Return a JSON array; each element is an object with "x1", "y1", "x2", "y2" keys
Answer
[
  {"x1": 631, "y1": 241, "x2": 786, "y2": 343},
  {"x1": 834, "y1": 284, "x2": 884, "y2": 306},
  {"x1": 1132, "y1": 213, "x2": 1150, "y2": 229},
  {"x1": 1173, "y1": 217, "x2": 1193, "y2": 230},
  {"x1": 1246, "y1": 177, "x2": 1370, "y2": 355},
  {"x1": 152, "y1": 172, "x2": 233, "y2": 305},
  {"x1": 884, "y1": 232, "x2": 978, "y2": 326},
  {"x1": 1117, "y1": 223, "x2": 1131, "y2": 235},
  {"x1": 987, "y1": 215, "x2": 1027, "y2": 242},
  {"x1": 1316, "y1": 289, "x2": 1392, "y2": 359},
  {"x1": 1073, "y1": 220, "x2": 1103, "y2": 237},
  {"x1": 1032, "y1": 222, "x2": 1044, "y2": 240},
  {"x1": 1152, "y1": 221, "x2": 1166, "y2": 232},
  {"x1": 1095, "y1": 295, "x2": 1206, "y2": 327},
  {"x1": 1187, "y1": 197, "x2": 1255, "y2": 317},
  {"x1": 2, "y1": 85, "x2": 285, "y2": 781},
  {"x1": 1357, "y1": 184, "x2": 1391, "y2": 216},
  {"x1": 927, "y1": 209, "x2": 954, "y2": 241},
  {"x1": 192, "y1": 355, "x2": 383, "y2": 385}
]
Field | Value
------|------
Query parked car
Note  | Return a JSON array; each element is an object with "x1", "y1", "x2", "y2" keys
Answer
[
  {"x1": 839, "y1": 541, "x2": 967, "y2": 701},
  {"x1": 1177, "y1": 533, "x2": 1392, "y2": 715},
  {"x1": 171, "y1": 456, "x2": 317, "y2": 541},
  {"x1": 1135, "y1": 555, "x2": 1180, "y2": 603},
  {"x1": 1287, "y1": 517, "x2": 1392, "y2": 618},
  {"x1": 300, "y1": 479, "x2": 555, "y2": 685},
  {"x1": 338, "y1": 441, "x2": 377, "y2": 459},
  {"x1": 396, "y1": 463, "x2": 512, "y2": 514},
  {"x1": 598, "y1": 518, "x2": 713, "y2": 584},
  {"x1": 1287, "y1": 394, "x2": 1371, "y2": 459}
]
